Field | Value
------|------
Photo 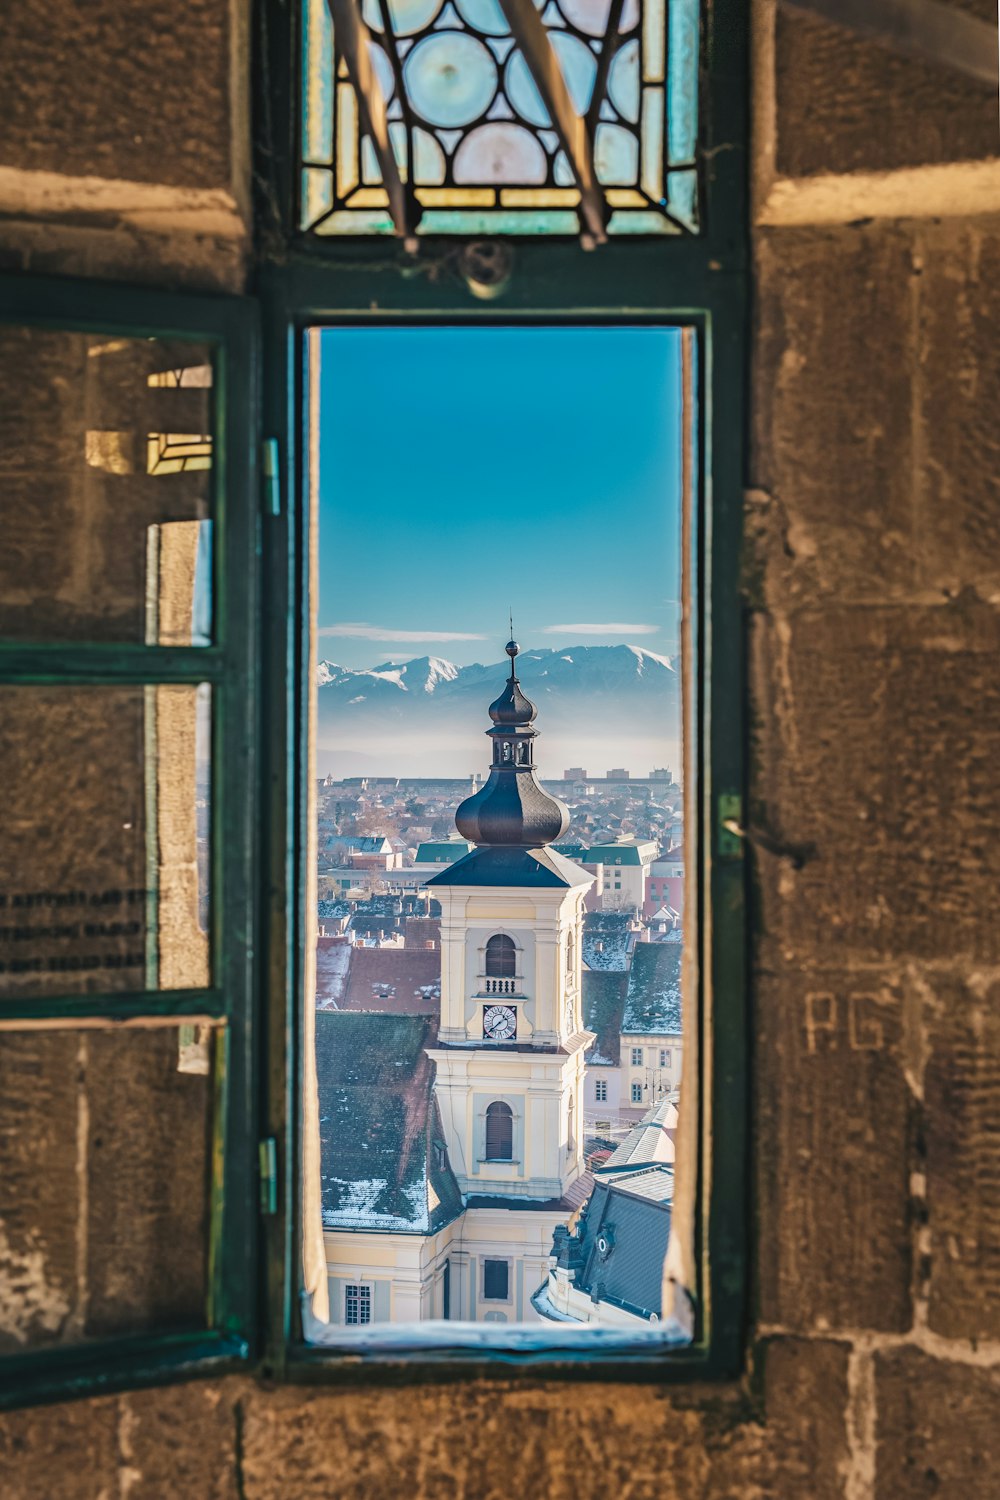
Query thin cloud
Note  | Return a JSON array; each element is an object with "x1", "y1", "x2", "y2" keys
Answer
[
  {"x1": 318, "y1": 622, "x2": 487, "y2": 643},
  {"x1": 542, "y1": 622, "x2": 659, "y2": 636}
]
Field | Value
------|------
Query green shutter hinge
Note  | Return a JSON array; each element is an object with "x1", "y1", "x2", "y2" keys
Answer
[
  {"x1": 262, "y1": 438, "x2": 281, "y2": 517},
  {"x1": 259, "y1": 1136, "x2": 278, "y2": 1216},
  {"x1": 718, "y1": 793, "x2": 745, "y2": 858}
]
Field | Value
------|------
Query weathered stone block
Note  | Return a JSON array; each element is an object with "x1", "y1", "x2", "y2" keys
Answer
[
  {"x1": 773, "y1": 8, "x2": 998, "y2": 180},
  {"x1": 752, "y1": 227, "x2": 918, "y2": 606},
  {"x1": 917, "y1": 222, "x2": 1000, "y2": 600},
  {"x1": 0, "y1": 1033, "x2": 81, "y2": 1351},
  {"x1": 754, "y1": 1336, "x2": 851, "y2": 1499},
  {"x1": 750, "y1": 603, "x2": 1000, "y2": 968},
  {"x1": 0, "y1": 0, "x2": 232, "y2": 189},
  {"x1": 115, "y1": 1383, "x2": 241, "y2": 1500},
  {"x1": 241, "y1": 1381, "x2": 718, "y2": 1500},
  {"x1": 0, "y1": 1394, "x2": 117, "y2": 1499},
  {"x1": 923, "y1": 972, "x2": 1000, "y2": 1341},
  {"x1": 875, "y1": 1348, "x2": 1000, "y2": 1498},
  {"x1": 755, "y1": 967, "x2": 914, "y2": 1332}
]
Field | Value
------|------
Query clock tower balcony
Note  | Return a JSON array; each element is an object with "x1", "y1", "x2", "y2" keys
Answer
[{"x1": 479, "y1": 976, "x2": 522, "y2": 998}]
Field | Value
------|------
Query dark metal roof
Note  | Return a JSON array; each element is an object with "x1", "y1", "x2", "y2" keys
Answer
[
  {"x1": 570, "y1": 1171, "x2": 673, "y2": 1320},
  {"x1": 455, "y1": 766, "x2": 570, "y2": 848},
  {"x1": 488, "y1": 640, "x2": 537, "y2": 726},
  {"x1": 451, "y1": 641, "x2": 571, "y2": 850},
  {"x1": 425, "y1": 844, "x2": 592, "y2": 890}
]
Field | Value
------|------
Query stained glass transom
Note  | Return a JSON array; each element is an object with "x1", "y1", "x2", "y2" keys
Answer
[{"x1": 300, "y1": 0, "x2": 699, "y2": 235}]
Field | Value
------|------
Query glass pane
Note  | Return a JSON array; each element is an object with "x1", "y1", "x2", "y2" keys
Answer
[
  {"x1": 0, "y1": 1022, "x2": 218, "y2": 1351},
  {"x1": 0, "y1": 684, "x2": 212, "y2": 997},
  {"x1": 300, "y1": 0, "x2": 698, "y2": 236},
  {"x1": 306, "y1": 327, "x2": 692, "y2": 1341},
  {"x1": 0, "y1": 328, "x2": 214, "y2": 644}
]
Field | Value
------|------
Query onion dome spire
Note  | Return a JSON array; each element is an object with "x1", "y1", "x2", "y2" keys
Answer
[{"x1": 455, "y1": 637, "x2": 570, "y2": 847}]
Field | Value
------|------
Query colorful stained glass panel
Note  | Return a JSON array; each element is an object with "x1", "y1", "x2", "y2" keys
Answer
[{"x1": 300, "y1": 0, "x2": 699, "y2": 235}]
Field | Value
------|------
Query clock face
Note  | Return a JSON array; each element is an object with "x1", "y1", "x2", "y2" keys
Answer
[{"x1": 483, "y1": 1004, "x2": 517, "y2": 1042}]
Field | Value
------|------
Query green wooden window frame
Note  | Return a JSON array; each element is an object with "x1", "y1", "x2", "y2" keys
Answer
[
  {"x1": 0, "y1": 0, "x2": 747, "y2": 1407},
  {"x1": 255, "y1": 0, "x2": 749, "y2": 1385},
  {"x1": 0, "y1": 276, "x2": 260, "y2": 1410}
]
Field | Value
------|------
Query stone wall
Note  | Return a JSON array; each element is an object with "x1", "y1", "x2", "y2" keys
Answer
[{"x1": 1, "y1": 0, "x2": 999, "y2": 1493}]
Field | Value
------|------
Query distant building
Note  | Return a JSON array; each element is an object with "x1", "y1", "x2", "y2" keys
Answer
[
  {"x1": 320, "y1": 834, "x2": 399, "y2": 873},
  {"x1": 563, "y1": 767, "x2": 588, "y2": 781},
  {"x1": 620, "y1": 943, "x2": 683, "y2": 1114},
  {"x1": 579, "y1": 937, "x2": 683, "y2": 1125},
  {"x1": 415, "y1": 839, "x2": 474, "y2": 865},
  {"x1": 584, "y1": 838, "x2": 658, "y2": 912},
  {"x1": 644, "y1": 848, "x2": 684, "y2": 918}
]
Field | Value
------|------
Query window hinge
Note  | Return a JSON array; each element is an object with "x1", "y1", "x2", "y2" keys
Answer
[
  {"x1": 262, "y1": 438, "x2": 281, "y2": 517},
  {"x1": 259, "y1": 1136, "x2": 278, "y2": 1215},
  {"x1": 718, "y1": 792, "x2": 745, "y2": 858}
]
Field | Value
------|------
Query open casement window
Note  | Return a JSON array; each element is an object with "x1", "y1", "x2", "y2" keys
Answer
[
  {"x1": 0, "y1": 276, "x2": 258, "y2": 1408},
  {"x1": 258, "y1": 0, "x2": 746, "y2": 1383}
]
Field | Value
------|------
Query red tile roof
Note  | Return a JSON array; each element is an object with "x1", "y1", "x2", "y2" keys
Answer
[{"x1": 339, "y1": 945, "x2": 441, "y2": 1015}]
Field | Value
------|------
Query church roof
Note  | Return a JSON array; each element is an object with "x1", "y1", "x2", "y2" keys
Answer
[
  {"x1": 315, "y1": 1012, "x2": 462, "y2": 1235},
  {"x1": 450, "y1": 640, "x2": 571, "y2": 851},
  {"x1": 425, "y1": 843, "x2": 592, "y2": 890}
]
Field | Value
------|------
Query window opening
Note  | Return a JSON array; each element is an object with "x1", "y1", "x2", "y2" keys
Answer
[
  {"x1": 483, "y1": 1259, "x2": 510, "y2": 1301},
  {"x1": 345, "y1": 1284, "x2": 373, "y2": 1323},
  {"x1": 485, "y1": 933, "x2": 516, "y2": 978},
  {"x1": 304, "y1": 325, "x2": 693, "y2": 1344},
  {"x1": 485, "y1": 1100, "x2": 514, "y2": 1159}
]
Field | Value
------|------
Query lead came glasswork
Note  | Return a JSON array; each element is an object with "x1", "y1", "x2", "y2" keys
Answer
[{"x1": 300, "y1": 0, "x2": 699, "y2": 234}]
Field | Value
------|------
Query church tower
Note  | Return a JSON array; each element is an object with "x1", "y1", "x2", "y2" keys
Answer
[{"x1": 426, "y1": 641, "x2": 594, "y2": 1319}]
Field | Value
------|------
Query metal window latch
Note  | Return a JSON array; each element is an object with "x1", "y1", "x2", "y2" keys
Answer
[
  {"x1": 717, "y1": 793, "x2": 745, "y2": 857},
  {"x1": 259, "y1": 1137, "x2": 278, "y2": 1215},
  {"x1": 262, "y1": 438, "x2": 281, "y2": 517}
]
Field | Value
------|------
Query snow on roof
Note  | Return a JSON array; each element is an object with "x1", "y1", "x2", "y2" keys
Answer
[
  {"x1": 316, "y1": 1013, "x2": 462, "y2": 1235},
  {"x1": 316, "y1": 940, "x2": 352, "y2": 1009},
  {"x1": 621, "y1": 943, "x2": 683, "y2": 1034}
]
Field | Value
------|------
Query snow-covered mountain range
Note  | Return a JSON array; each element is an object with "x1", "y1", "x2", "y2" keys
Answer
[{"x1": 315, "y1": 644, "x2": 679, "y2": 779}]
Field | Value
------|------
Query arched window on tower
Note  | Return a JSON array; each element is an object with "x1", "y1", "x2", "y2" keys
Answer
[
  {"x1": 485, "y1": 933, "x2": 516, "y2": 979},
  {"x1": 485, "y1": 1101, "x2": 513, "y2": 1161}
]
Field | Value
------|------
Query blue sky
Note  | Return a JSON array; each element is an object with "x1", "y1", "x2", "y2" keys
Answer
[{"x1": 318, "y1": 326, "x2": 683, "y2": 670}]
